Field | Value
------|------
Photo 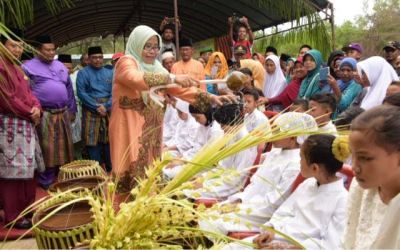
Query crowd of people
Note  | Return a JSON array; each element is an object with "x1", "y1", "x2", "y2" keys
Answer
[{"x1": 1, "y1": 14, "x2": 400, "y2": 249}]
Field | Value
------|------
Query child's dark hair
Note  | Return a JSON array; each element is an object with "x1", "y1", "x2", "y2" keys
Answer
[
  {"x1": 239, "y1": 67, "x2": 253, "y2": 77},
  {"x1": 351, "y1": 105, "x2": 400, "y2": 153},
  {"x1": 310, "y1": 93, "x2": 337, "y2": 114},
  {"x1": 335, "y1": 107, "x2": 364, "y2": 129},
  {"x1": 299, "y1": 44, "x2": 312, "y2": 52},
  {"x1": 265, "y1": 46, "x2": 277, "y2": 55},
  {"x1": 383, "y1": 93, "x2": 400, "y2": 107},
  {"x1": 292, "y1": 99, "x2": 309, "y2": 111},
  {"x1": 238, "y1": 23, "x2": 248, "y2": 30},
  {"x1": 242, "y1": 87, "x2": 259, "y2": 101},
  {"x1": 302, "y1": 134, "x2": 343, "y2": 176},
  {"x1": 213, "y1": 103, "x2": 244, "y2": 126}
]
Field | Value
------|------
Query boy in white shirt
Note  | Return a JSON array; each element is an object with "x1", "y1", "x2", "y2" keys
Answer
[{"x1": 243, "y1": 88, "x2": 269, "y2": 133}]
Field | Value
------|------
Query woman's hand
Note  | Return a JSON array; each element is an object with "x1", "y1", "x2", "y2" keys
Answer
[
  {"x1": 327, "y1": 74, "x2": 337, "y2": 87},
  {"x1": 253, "y1": 231, "x2": 275, "y2": 248},
  {"x1": 30, "y1": 107, "x2": 41, "y2": 126},
  {"x1": 174, "y1": 75, "x2": 200, "y2": 88},
  {"x1": 257, "y1": 96, "x2": 269, "y2": 106},
  {"x1": 210, "y1": 94, "x2": 238, "y2": 106}
]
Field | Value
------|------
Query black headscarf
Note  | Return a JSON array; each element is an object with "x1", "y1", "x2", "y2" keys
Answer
[{"x1": 327, "y1": 50, "x2": 345, "y2": 79}]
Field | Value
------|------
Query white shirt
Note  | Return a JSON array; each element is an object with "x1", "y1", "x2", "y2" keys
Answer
[
  {"x1": 165, "y1": 115, "x2": 199, "y2": 155},
  {"x1": 185, "y1": 127, "x2": 257, "y2": 199},
  {"x1": 182, "y1": 121, "x2": 223, "y2": 160},
  {"x1": 266, "y1": 178, "x2": 348, "y2": 250},
  {"x1": 229, "y1": 148, "x2": 300, "y2": 222},
  {"x1": 371, "y1": 193, "x2": 400, "y2": 249},
  {"x1": 163, "y1": 104, "x2": 179, "y2": 144},
  {"x1": 342, "y1": 181, "x2": 387, "y2": 250},
  {"x1": 198, "y1": 148, "x2": 301, "y2": 235},
  {"x1": 244, "y1": 109, "x2": 269, "y2": 133}
]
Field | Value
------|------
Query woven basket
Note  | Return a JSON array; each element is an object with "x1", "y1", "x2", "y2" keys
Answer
[
  {"x1": 58, "y1": 160, "x2": 105, "y2": 181},
  {"x1": 49, "y1": 176, "x2": 106, "y2": 197},
  {"x1": 32, "y1": 198, "x2": 97, "y2": 250}
]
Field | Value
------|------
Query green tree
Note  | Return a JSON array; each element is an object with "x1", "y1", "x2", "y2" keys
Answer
[
  {"x1": 334, "y1": 0, "x2": 400, "y2": 56},
  {"x1": 334, "y1": 21, "x2": 364, "y2": 50}
]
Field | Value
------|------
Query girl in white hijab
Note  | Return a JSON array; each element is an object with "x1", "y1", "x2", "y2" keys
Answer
[
  {"x1": 263, "y1": 55, "x2": 287, "y2": 98},
  {"x1": 358, "y1": 56, "x2": 399, "y2": 110}
]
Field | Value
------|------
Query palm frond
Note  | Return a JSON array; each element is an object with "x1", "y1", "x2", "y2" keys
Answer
[
  {"x1": 252, "y1": 0, "x2": 332, "y2": 57},
  {"x1": 0, "y1": 0, "x2": 74, "y2": 28}
]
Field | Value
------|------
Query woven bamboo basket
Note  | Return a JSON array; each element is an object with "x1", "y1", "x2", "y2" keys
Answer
[
  {"x1": 49, "y1": 176, "x2": 106, "y2": 197},
  {"x1": 58, "y1": 160, "x2": 105, "y2": 181},
  {"x1": 32, "y1": 198, "x2": 97, "y2": 250}
]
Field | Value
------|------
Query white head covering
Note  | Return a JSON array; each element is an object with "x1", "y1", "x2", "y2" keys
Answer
[
  {"x1": 263, "y1": 55, "x2": 287, "y2": 98},
  {"x1": 358, "y1": 56, "x2": 399, "y2": 110},
  {"x1": 125, "y1": 25, "x2": 168, "y2": 74},
  {"x1": 161, "y1": 51, "x2": 175, "y2": 61}
]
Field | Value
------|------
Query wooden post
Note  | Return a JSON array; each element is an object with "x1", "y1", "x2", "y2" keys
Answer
[
  {"x1": 330, "y1": 3, "x2": 336, "y2": 50},
  {"x1": 174, "y1": 0, "x2": 180, "y2": 59}
]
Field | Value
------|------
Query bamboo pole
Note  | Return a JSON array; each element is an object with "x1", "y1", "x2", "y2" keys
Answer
[
  {"x1": 330, "y1": 2, "x2": 336, "y2": 50},
  {"x1": 174, "y1": 0, "x2": 180, "y2": 59}
]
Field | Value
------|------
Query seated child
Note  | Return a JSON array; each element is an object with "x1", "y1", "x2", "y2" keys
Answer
[
  {"x1": 163, "y1": 105, "x2": 223, "y2": 179},
  {"x1": 225, "y1": 134, "x2": 349, "y2": 250},
  {"x1": 199, "y1": 120, "x2": 300, "y2": 235},
  {"x1": 298, "y1": 93, "x2": 337, "y2": 144},
  {"x1": 163, "y1": 99, "x2": 199, "y2": 157},
  {"x1": 344, "y1": 105, "x2": 400, "y2": 249},
  {"x1": 183, "y1": 103, "x2": 257, "y2": 199},
  {"x1": 243, "y1": 88, "x2": 269, "y2": 133}
]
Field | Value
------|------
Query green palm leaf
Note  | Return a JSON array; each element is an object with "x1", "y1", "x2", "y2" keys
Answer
[{"x1": 0, "y1": 0, "x2": 74, "y2": 28}]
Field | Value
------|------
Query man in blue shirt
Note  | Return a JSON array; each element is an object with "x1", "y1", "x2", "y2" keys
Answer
[{"x1": 77, "y1": 46, "x2": 113, "y2": 172}]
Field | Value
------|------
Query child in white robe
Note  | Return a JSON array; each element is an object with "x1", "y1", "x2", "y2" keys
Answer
[
  {"x1": 243, "y1": 88, "x2": 269, "y2": 133},
  {"x1": 224, "y1": 134, "x2": 349, "y2": 250},
  {"x1": 183, "y1": 103, "x2": 257, "y2": 199},
  {"x1": 344, "y1": 105, "x2": 400, "y2": 249},
  {"x1": 199, "y1": 135, "x2": 300, "y2": 235},
  {"x1": 163, "y1": 99, "x2": 199, "y2": 157},
  {"x1": 182, "y1": 105, "x2": 224, "y2": 160},
  {"x1": 163, "y1": 105, "x2": 223, "y2": 179}
]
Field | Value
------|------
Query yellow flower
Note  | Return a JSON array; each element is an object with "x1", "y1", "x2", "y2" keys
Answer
[{"x1": 332, "y1": 135, "x2": 351, "y2": 162}]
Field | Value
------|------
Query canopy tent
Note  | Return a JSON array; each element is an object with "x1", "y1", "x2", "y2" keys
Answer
[{"x1": 22, "y1": 0, "x2": 332, "y2": 46}]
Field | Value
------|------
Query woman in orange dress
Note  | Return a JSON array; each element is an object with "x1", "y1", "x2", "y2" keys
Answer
[{"x1": 110, "y1": 25, "x2": 232, "y2": 191}]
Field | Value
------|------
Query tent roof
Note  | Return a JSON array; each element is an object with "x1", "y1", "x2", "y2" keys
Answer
[{"x1": 25, "y1": 0, "x2": 330, "y2": 46}]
